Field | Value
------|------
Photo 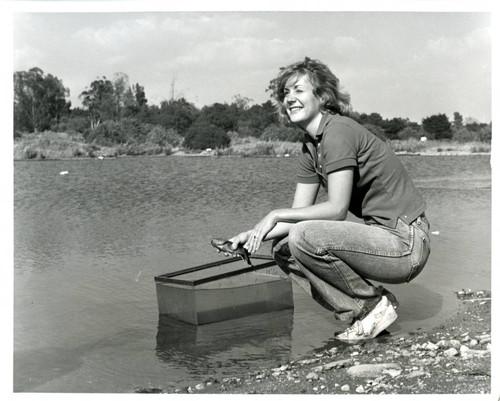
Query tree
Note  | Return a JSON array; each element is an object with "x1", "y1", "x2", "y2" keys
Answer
[
  {"x1": 358, "y1": 112, "x2": 384, "y2": 127},
  {"x1": 232, "y1": 94, "x2": 253, "y2": 111},
  {"x1": 79, "y1": 77, "x2": 116, "y2": 130},
  {"x1": 14, "y1": 67, "x2": 70, "y2": 133},
  {"x1": 123, "y1": 83, "x2": 148, "y2": 116},
  {"x1": 383, "y1": 117, "x2": 408, "y2": 140},
  {"x1": 422, "y1": 114, "x2": 452, "y2": 140},
  {"x1": 199, "y1": 102, "x2": 239, "y2": 132},
  {"x1": 156, "y1": 97, "x2": 199, "y2": 135},
  {"x1": 237, "y1": 100, "x2": 278, "y2": 137},
  {"x1": 453, "y1": 112, "x2": 463, "y2": 130}
]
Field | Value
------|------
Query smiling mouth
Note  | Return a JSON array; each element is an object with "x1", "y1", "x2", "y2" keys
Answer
[{"x1": 288, "y1": 106, "x2": 302, "y2": 114}]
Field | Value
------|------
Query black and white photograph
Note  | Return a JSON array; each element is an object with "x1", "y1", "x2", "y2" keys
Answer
[{"x1": 4, "y1": 0, "x2": 496, "y2": 397}]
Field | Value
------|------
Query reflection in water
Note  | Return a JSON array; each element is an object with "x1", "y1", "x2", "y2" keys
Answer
[{"x1": 156, "y1": 309, "x2": 293, "y2": 376}]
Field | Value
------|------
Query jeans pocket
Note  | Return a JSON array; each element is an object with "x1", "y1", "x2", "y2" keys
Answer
[{"x1": 406, "y1": 229, "x2": 431, "y2": 282}]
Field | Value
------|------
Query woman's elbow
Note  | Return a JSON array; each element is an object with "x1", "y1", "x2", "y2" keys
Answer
[{"x1": 326, "y1": 202, "x2": 349, "y2": 221}]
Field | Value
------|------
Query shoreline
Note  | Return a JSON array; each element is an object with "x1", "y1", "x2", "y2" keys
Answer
[
  {"x1": 12, "y1": 149, "x2": 492, "y2": 162},
  {"x1": 13, "y1": 133, "x2": 491, "y2": 160},
  {"x1": 136, "y1": 290, "x2": 491, "y2": 395}
]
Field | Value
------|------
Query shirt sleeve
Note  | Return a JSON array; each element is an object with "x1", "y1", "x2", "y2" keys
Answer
[
  {"x1": 322, "y1": 123, "x2": 358, "y2": 174},
  {"x1": 296, "y1": 144, "x2": 319, "y2": 184}
]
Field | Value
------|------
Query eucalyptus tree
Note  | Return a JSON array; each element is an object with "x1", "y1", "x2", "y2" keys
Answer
[{"x1": 14, "y1": 67, "x2": 70, "y2": 133}]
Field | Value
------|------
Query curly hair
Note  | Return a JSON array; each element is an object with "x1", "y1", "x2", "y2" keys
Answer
[{"x1": 269, "y1": 57, "x2": 352, "y2": 121}]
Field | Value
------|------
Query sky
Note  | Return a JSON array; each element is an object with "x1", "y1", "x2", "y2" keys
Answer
[{"x1": 10, "y1": 2, "x2": 492, "y2": 124}]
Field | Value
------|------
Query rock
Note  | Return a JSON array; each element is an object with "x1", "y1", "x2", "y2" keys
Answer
[
  {"x1": 450, "y1": 340, "x2": 461, "y2": 349},
  {"x1": 444, "y1": 348, "x2": 459, "y2": 357},
  {"x1": 406, "y1": 370, "x2": 427, "y2": 379},
  {"x1": 470, "y1": 339, "x2": 478, "y2": 347},
  {"x1": 425, "y1": 342, "x2": 439, "y2": 350},
  {"x1": 347, "y1": 363, "x2": 401, "y2": 378},
  {"x1": 341, "y1": 384, "x2": 350, "y2": 392},
  {"x1": 194, "y1": 383, "x2": 205, "y2": 391},
  {"x1": 383, "y1": 369, "x2": 402, "y2": 378},
  {"x1": 477, "y1": 334, "x2": 491, "y2": 344},
  {"x1": 460, "y1": 346, "x2": 489, "y2": 358},
  {"x1": 322, "y1": 359, "x2": 352, "y2": 371},
  {"x1": 356, "y1": 385, "x2": 365, "y2": 393},
  {"x1": 306, "y1": 372, "x2": 319, "y2": 381},
  {"x1": 300, "y1": 358, "x2": 319, "y2": 365}
]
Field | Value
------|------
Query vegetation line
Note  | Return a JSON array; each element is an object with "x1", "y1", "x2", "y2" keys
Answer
[{"x1": 14, "y1": 67, "x2": 492, "y2": 160}]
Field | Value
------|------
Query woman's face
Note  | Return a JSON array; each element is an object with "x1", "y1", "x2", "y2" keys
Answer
[{"x1": 283, "y1": 74, "x2": 322, "y2": 131}]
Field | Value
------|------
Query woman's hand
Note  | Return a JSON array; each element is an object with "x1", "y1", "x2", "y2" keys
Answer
[
  {"x1": 244, "y1": 211, "x2": 278, "y2": 254},
  {"x1": 228, "y1": 230, "x2": 252, "y2": 251}
]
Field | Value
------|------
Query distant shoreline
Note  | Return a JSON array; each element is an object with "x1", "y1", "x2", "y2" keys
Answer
[{"x1": 13, "y1": 132, "x2": 491, "y2": 161}]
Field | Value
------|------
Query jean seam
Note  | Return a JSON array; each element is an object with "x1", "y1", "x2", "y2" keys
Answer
[
  {"x1": 317, "y1": 246, "x2": 412, "y2": 258},
  {"x1": 317, "y1": 222, "x2": 414, "y2": 257}
]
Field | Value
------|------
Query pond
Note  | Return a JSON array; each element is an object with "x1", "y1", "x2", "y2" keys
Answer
[{"x1": 14, "y1": 154, "x2": 491, "y2": 392}]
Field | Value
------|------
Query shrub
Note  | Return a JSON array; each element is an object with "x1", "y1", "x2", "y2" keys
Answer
[
  {"x1": 184, "y1": 119, "x2": 230, "y2": 150},
  {"x1": 261, "y1": 124, "x2": 303, "y2": 142},
  {"x1": 398, "y1": 127, "x2": 423, "y2": 141},
  {"x1": 478, "y1": 125, "x2": 492, "y2": 142},
  {"x1": 86, "y1": 120, "x2": 124, "y2": 146},
  {"x1": 453, "y1": 127, "x2": 479, "y2": 143},
  {"x1": 52, "y1": 116, "x2": 89, "y2": 134},
  {"x1": 146, "y1": 125, "x2": 183, "y2": 147},
  {"x1": 389, "y1": 139, "x2": 426, "y2": 153}
]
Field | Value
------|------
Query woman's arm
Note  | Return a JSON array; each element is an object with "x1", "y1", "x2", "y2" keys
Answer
[
  {"x1": 244, "y1": 167, "x2": 353, "y2": 253},
  {"x1": 228, "y1": 181, "x2": 320, "y2": 248}
]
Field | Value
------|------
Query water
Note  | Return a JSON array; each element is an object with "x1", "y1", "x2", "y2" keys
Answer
[{"x1": 13, "y1": 154, "x2": 491, "y2": 392}]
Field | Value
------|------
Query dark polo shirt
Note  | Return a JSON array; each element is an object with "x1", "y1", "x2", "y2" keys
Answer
[{"x1": 297, "y1": 112, "x2": 426, "y2": 228}]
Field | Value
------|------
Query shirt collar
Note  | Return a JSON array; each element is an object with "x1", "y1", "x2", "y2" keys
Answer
[{"x1": 304, "y1": 112, "x2": 335, "y2": 145}]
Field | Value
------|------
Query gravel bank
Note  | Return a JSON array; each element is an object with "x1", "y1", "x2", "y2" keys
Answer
[{"x1": 137, "y1": 290, "x2": 491, "y2": 395}]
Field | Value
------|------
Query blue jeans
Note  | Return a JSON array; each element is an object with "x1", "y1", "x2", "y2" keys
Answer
[{"x1": 272, "y1": 216, "x2": 431, "y2": 322}]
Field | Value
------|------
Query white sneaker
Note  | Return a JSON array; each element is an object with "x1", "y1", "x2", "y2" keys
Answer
[{"x1": 336, "y1": 296, "x2": 398, "y2": 343}]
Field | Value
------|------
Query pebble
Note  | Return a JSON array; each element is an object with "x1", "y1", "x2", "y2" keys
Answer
[
  {"x1": 194, "y1": 383, "x2": 205, "y2": 391},
  {"x1": 306, "y1": 372, "x2": 319, "y2": 381},
  {"x1": 341, "y1": 384, "x2": 350, "y2": 392}
]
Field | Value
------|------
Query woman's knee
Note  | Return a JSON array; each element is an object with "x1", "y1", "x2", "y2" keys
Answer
[{"x1": 288, "y1": 221, "x2": 311, "y2": 256}]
